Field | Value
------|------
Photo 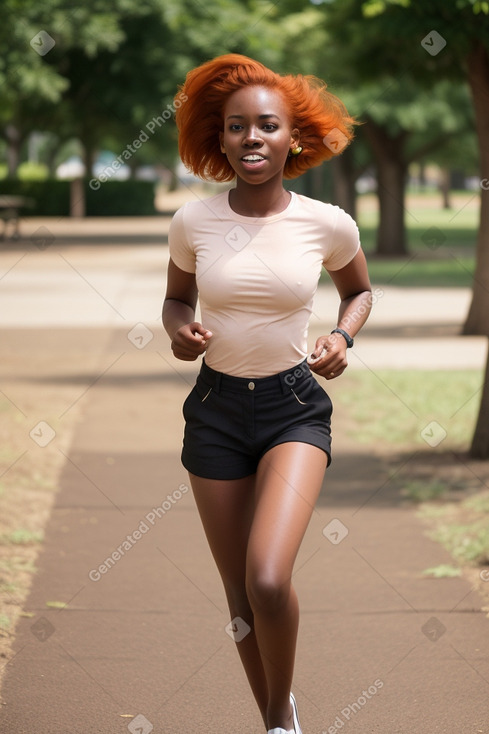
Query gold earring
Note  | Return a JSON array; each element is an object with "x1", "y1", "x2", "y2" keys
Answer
[{"x1": 290, "y1": 146, "x2": 303, "y2": 156}]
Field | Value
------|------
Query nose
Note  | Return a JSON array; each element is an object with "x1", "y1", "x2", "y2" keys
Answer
[{"x1": 243, "y1": 126, "x2": 263, "y2": 147}]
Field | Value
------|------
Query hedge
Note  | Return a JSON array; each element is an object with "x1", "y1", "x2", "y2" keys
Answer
[{"x1": 0, "y1": 179, "x2": 156, "y2": 216}]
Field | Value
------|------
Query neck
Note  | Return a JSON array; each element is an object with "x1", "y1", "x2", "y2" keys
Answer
[{"x1": 229, "y1": 176, "x2": 291, "y2": 217}]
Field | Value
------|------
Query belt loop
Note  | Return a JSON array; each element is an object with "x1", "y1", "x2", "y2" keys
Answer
[{"x1": 214, "y1": 370, "x2": 222, "y2": 394}]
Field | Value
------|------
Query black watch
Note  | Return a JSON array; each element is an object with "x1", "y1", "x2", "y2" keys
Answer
[{"x1": 331, "y1": 327, "x2": 354, "y2": 348}]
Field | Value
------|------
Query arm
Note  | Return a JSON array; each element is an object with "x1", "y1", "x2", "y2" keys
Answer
[
  {"x1": 162, "y1": 258, "x2": 213, "y2": 361},
  {"x1": 308, "y1": 249, "x2": 372, "y2": 380}
]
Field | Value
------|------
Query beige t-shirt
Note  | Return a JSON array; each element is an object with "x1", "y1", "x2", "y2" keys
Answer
[{"x1": 169, "y1": 190, "x2": 360, "y2": 377}]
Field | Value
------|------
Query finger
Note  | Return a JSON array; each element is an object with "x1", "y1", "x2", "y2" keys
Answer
[
  {"x1": 307, "y1": 346, "x2": 327, "y2": 364},
  {"x1": 192, "y1": 323, "x2": 213, "y2": 340}
]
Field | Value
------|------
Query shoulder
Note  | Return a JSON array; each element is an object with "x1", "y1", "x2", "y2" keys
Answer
[
  {"x1": 293, "y1": 193, "x2": 359, "y2": 235},
  {"x1": 172, "y1": 190, "x2": 229, "y2": 225},
  {"x1": 293, "y1": 193, "x2": 347, "y2": 226}
]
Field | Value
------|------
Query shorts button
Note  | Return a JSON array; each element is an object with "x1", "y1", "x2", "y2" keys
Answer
[{"x1": 248, "y1": 381, "x2": 255, "y2": 390}]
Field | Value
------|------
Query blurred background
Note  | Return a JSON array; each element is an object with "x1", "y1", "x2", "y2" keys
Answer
[
  {"x1": 2, "y1": 0, "x2": 488, "y2": 440},
  {"x1": 1, "y1": 1, "x2": 489, "y2": 730}
]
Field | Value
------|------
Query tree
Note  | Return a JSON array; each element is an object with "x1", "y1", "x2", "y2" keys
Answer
[
  {"x1": 303, "y1": 0, "x2": 479, "y2": 256},
  {"x1": 351, "y1": 0, "x2": 489, "y2": 456},
  {"x1": 0, "y1": 0, "x2": 129, "y2": 176}
]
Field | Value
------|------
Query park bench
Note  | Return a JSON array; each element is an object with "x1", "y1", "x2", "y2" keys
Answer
[{"x1": 0, "y1": 195, "x2": 35, "y2": 240}]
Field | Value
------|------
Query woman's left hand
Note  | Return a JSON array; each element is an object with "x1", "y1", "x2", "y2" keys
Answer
[{"x1": 307, "y1": 333, "x2": 348, "y2": 380}]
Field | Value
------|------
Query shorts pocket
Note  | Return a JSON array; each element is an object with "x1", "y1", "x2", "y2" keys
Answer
[
  {"x1": 289, "y1": 374, "x2": 315, "y2": 405},
  {"x1": 195, "y1": 376, "x2": 214, "y2": 402},
  {"x1": 290, "y1": 388, "x2": 307, "y2": 405},
  {"x1": 183, "y1": 379, "x2": 214, "y2": 420},
  {"x1": 199, "y1": 386, "x2": 212, "y2": 402}
]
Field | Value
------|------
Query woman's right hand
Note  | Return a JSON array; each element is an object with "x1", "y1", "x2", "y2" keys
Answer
[{"x1": 170, "y1": 322, "x2": 213, "y2": 361}]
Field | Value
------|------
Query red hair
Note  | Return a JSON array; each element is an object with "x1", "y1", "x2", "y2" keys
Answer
[{"x1": 174, "y1": 53, "x2": 356, "y2": 182}]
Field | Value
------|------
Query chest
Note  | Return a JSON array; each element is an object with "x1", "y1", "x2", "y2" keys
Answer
[{"x1": 194, "y1": 221, "x2": 326, "y2": 311}]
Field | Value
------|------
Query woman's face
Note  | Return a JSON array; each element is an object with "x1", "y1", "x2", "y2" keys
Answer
[{"x1": 219, "y1": 85, "x2": 299, "y2": 185}]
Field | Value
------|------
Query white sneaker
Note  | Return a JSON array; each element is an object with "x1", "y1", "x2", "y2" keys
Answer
[
  {"x1": 290, "y1": 692, "x2": 303, "y2": 734},
  {"x1": 267, "y1": 729, "x2": 294, "y2": 734}
]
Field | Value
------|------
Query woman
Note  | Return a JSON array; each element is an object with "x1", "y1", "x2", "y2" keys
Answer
[{"x1": 162, "y1": 54, "x2": 372, "y2": 734}]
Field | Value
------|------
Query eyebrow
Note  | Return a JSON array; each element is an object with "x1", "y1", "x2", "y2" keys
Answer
[{"x1": 226, "y1": 114, "x2": 281, "y2": 120}]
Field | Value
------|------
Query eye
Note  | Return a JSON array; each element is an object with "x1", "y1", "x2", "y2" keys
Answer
[
  {"x1": 263, "y1": 123, "x2": 277, "y2": 132},
  {"x1": 229, "y1": 124, "x2": 243, "y2": 132}
]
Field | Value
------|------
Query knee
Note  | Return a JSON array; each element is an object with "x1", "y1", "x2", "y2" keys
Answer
[{"x1": 246, "y1": 570, "x2": 291, "y2": 615}]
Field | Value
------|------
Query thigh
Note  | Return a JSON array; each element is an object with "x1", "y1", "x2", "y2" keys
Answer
[
  {"x1": 247, "y1": 442, "x2": 328, "y2": 580},
  {"x1": 188, "y1": 472, "x2": 256, "y2": 584}
]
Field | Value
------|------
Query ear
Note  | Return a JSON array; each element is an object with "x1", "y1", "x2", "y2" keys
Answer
[
  {"x1": 219, "y1": 131, "x2": 225, "y2": 154},
  {"x1": 290, "y1": 128, "x2": 300, "y2": 151}
]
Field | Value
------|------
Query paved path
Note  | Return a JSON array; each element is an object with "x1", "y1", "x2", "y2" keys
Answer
[{"x1": 0, "y1": 218, "x2": 488, "y2": 733}]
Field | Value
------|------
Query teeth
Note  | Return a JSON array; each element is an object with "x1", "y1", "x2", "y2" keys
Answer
[{"x1": 243, "y1": 155, "x2": 264, "y2": 162}]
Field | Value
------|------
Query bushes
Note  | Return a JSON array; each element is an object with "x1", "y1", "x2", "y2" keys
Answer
[
  {"x1": 85, "y1": 179, "x2": 156, "y2": 215},
  {"x1": 0, "y1": 180, "x2": 70, "y2": 216},
  {"x1": 0, "y1": 179, "x2": 156, "y2": 216}
]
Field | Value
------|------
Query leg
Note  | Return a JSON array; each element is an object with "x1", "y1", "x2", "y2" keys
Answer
[
  {"x1": 246, "y1": 442, "x2": 327, "y2": 731},
  {"x1": 188, "y1": 472, "x2": 270, "y2": 727}
]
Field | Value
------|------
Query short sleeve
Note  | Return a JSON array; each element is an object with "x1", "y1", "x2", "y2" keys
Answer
[
  {"x1": 324, "y1": 207, "x2": 361, "y2": 271},
  {"x1": 168, "y1": 204, "x2": 196, "y2": 274}
]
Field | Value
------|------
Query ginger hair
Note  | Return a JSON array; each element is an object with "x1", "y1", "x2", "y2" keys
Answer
[{"x1": 174, "y1": 53, "x2": 356, "y2": 182}]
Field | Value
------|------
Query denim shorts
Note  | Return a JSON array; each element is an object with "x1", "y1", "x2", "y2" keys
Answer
[{"x1": 181, "y1": 359, "x2": 333, "y2": 480}]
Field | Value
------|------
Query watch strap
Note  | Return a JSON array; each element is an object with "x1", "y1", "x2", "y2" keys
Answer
[{"x1": 331, "y1": 327, "x2": 354, "y2": 348}]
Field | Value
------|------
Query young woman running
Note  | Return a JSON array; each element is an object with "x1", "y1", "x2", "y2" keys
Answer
[{"x1": 163, "y1": 54, "x2": 372, "y2": 734}]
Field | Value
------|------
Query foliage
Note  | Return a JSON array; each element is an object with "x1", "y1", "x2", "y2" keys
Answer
[{"x1": 0, "y1": 179, "x2": 156, "y2": 215}]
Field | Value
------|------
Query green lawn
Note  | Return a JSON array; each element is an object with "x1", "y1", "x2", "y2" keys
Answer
[
  {"x1": 324, "y1": 191, "x2": 480, "y2": 288},
  {"x1": 334, "y1": 369, "x2": 482, "y2": 450}
]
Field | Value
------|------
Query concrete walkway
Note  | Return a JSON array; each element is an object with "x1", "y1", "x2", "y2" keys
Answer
[{"x1": 0, "y1": 217, "x2": 488, "y2": 733}]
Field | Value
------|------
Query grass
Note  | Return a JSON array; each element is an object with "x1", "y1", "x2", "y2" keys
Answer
[
  {"x1": 364, "y1": 256, "x2": 474, "y2": 288},
  {"x1": 418, "y1": 493, "x2": 489, "y2": 566},
  {"x1": 335, "y1": 368, "x2": 489, "y2": 582},
  {"x1": 320, "y1": 191, "x2": 479, "y2": 288},
  {"x1": 402, "y1": 480, "x2": 448, "y2": 503},
  {"x1": 422, "y1": 564, "x2": 462, "y2": 578},
  {"x1": 0, "y1": 529, "x2": 44, "y2": 545},
  {"x1": 334, "y1": 369, "x2": 482, "y2": 449}
]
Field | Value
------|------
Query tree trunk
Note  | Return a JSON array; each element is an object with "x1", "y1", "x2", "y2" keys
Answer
[
  {"x1": 439, "y1": 168, "x2": 451, "y2": 210},
  {"x1": 463, "y1": 42, "x2": 489, "y2": 338},
  {"x1": 418, "y1": 162, "x2": 426, "y2": 188},
  {"x1": 463, "y1": 42, "x2": 489, "y2": 460},
  {"x1": 331, "y1": 147, "x2": 357, "y2": 219},
  {"x1": 83, "y1": 145, "x2": 96, "y2": 179},
  {"x1": 363, "y1": 118, "x2": 408, "y2": 256},
  {"x1": 81, "y1": 129, "x2": 96, "y2": 178},
  {"x1": 470, "y1": 340, "x2": 489, "y2": 459},
  {"x1": 5, "y1": 124, "x2": 23, "y2": 177}
]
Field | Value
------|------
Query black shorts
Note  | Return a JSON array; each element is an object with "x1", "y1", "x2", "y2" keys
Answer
[{"x1": 181, "y1": 359, "x2": 333, "y2": 480}]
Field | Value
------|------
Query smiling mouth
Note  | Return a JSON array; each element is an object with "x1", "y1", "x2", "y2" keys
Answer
[{"x1": 241, "y1": 155, "x2": 266, "y2": 164}]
